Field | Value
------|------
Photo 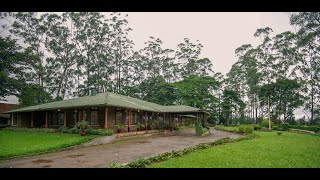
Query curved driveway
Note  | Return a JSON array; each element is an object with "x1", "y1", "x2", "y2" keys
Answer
[{"x1": 0, "y1": 128, "x2": 241, "y2": 168}]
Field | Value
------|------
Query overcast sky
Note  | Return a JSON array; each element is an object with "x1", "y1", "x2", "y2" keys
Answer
[{"x1": 125, "y1": 12, "x2": 295, "y2": 74}]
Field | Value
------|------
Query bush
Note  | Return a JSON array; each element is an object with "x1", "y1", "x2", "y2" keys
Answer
[
  {"x1": 6, "y1": 127, "x2": 56, "y2": 133},
  {"x1": 280, "y1": 123, "x2": 289, "y2": 131},
  {"x1": 261, "y1": 120, "x2": 273, "y2": 128},
  {"x1": 195, "y1": 121, "x2": 208, "y2": 136},
  {"x1": 238, "y1": 125, "x2": 253, "y2": 134},
  {"x1": 253, "y1": 124, "x2": 262, "y2": 130},
  {"x1": 288, "y1": 125, "x2": 320, "y2": 132},
  {"x1": 0, "y1": 124, "x2": 8, "y2": 129},
  {"x1": 188, "y1": 124, "x2": 195, "y2": 128},
  {"x1": 85, "y1": 129, "x2": 113, "y2": 136}
]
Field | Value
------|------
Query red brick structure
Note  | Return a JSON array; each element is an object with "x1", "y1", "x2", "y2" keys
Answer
[{"x1": 0, "y1": 103, "x2": 18, "y2": 125}]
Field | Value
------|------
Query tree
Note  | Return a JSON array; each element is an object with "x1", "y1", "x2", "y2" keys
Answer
[
  {"x1": 175, "y1": 38, "x2": 203, "y2": 79},
  {"x1": 108, "y1": 12, "x2": 134, "y2": 94},
  {"x1": 10, "y1": 12, "x2": 49, "y2": 88},
  {"x1": 290, "y1": 12, "x2": 320, "y2": 125},
  {"x1": 138, "y1": 76, "x2": 177, "y2": 105},
  {"x1": 18, "y1": 84, "x2": 52, "y2": 107},
  {"x1": 221, "y1": 89, "x2": 245, "y2": 126},
  {"x1": 44, "y1": 13, "x2": 78, "y2": 99},
  {"x1": 0, "y1": 37, "x2": 30, "y2": 100},
  {"x1": 258, "y1": 78, "x2": 305, "y2": 124},
  {"x1": 173, "y1": 76, "x2": 220, "y2": 112},
  {"x1": 69, "y1": 12, "x2": 110, "y2": 96}
]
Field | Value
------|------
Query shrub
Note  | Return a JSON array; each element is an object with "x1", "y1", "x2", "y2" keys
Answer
[
  {"x1": 85, "y1": 129, "x2": 113, "y2": 136},
  {"x1": 260, "y1": 120, "x2": 273, "y2": 128},
  {"x1": 238, "y1": 125, "x2": 254, "y2": 134},
  {"x1": 188, "y1": 124, "x2": 195, "y2": 128},
  {"x1": 280, "y1": 123, "x2": 289, "y2": 131},
  {"x1": 0, "y1": 124, "x2": 8, "y2": 129},
  {"x1": 195, "y1": 121, "x2": 209, "y2": 136},
  {"x1": 6, "y1": 127, "x2": 56, "y2": 133},
  {"x1": 66, "y1": 127, "x2": 80, "y2": 134},
  {"x1": 288, "y1": 125, "x2": 320, "y2": 132},
  {"x1": 252, "y1": 124, "x2": 262, "y2": 130}
]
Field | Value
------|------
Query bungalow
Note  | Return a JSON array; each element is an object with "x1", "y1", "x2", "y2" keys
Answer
[{"x1": 6, "y1": 92, "x2": 208, "y2": 133}]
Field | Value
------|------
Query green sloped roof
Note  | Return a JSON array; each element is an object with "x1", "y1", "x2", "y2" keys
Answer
[
  {"x1": 7, "y1": 92, "x2": 206, "y2": 114},
  {"x1": 7, "y1": 93, "x2": 108, "y2": 113},
  {"x1": 156, "y1": 105, "x2": 201, "y2": 113},
  {"x1": 180, "y1": 114, "x2": 198, "y2": 118}
]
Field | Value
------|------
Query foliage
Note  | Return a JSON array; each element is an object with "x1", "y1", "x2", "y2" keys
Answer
[
  {"x1": 260, "y1": 119, "x2": 273, "y2": 128},
  {"x1": 0, "y1": 130, "x2": 95, "y2": 158},
  {"x1": 150, "y1": 131, "x2": 320, "y2": 168},
  {"x1": 84, "y1": 129, "x2": 113, "y2": 136},
  {"x1": 173, "y1": 76, "x2": 220, "y2": 111},
  {"x1": 6, "y1": 127, "x2": 56, "y2": 133},
  {"x1": 114, "y1": 123, "x2": 127, "y2": 131},
  {"x1": 280, "y1": 123, "x2": 290, "y2": 131},
  {"x1": 76, "y1": 121, "x2": 89, "y2": 133},
  {"x1": 137, "y1": 122, "x2": 145, "y2": 130},
  {"x1": 109, "y1": 133, "x2": 257, "y2": 168},
  {"x1": 17, "y1": 84, "x2": 52, "y2": 107},
  {"x1": 214, "y1": 125, "x2": 238, "y2": 133},
  {"x1": 0, "y1": 37, "x2": 29, "y2": 101},
  {"x1": 252, "y1": 124, "x2": 262, "y2": 130},
  {"x1": 57, "y1": 127, "x2": 113, "y2": 136},
  {"x1": 0, "y1": 124, "x2": 9, "y2": 129},
  {"x1": 288, "y1": 125, "x2": 320, "y2": 133},
  {"x1": 238, "y1": 125, "x2": 254, "y2": 134},
  {"x1": 221, "y1": 89, "x2": 245, "y2": 126},
  {"x1": 195, "y1": 121, "x2": 208, "y2": 136}
]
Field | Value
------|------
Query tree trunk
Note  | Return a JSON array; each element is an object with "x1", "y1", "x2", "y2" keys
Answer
[{"x1": 268, "y1": 96, "x2": 271, "y2": 131}]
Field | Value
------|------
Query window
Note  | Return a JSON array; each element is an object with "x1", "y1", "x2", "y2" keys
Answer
[
  {"x1": 90, "y1": 108, "x2": 99, "y2": 125},
  {"x1": 116, "y1": 111, "x2": 122, "y2": 124},
  {"x1": 57, "y1": 112, "x2": 64, "y2": 125},
  {"x1": 78, "y1": 110, "x2": 83, "y2": 121},
  {"x1": 12, "y1": 114, "x2": 18, "y2": 126},
  {"x1": 49, "y1": 112, "x2": 57, "y2": 125},
  {"x1": 132, "y1": 112, "x2": 138, "y2": 125}
]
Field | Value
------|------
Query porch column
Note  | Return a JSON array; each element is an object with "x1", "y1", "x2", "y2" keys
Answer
[
  {"x1": 104, "y1": 107, "x2": 108, "y2": 129},
  {"x1": 11, "y1": 113, "x2": 13, "y2": 126},
  {"x1": 145, "y1": 112, "x2": 147, "y2": 130},
  {"x1": 31, "y1": 112, "x2": 34, "y2": 128},
  {"x1": 64, "y1": 111, "x2": 66, "y2": 128},
  {"x1": 157, "y1": 113, "x2": 159, "y2": 129},
  {"x1": 45, "y1": 111, "x2": 48, "y2": 128},
  {"x1": 128, "y1": 109, "x2": 131, "y2": 132}
]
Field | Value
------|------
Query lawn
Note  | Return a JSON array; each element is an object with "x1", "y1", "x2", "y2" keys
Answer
[
  {"x1": 0, "y1": 130, "x2": 96, "y2": 159},
  {"x1": 150, "y1": 131, "x2": 320, "y2": 168}
]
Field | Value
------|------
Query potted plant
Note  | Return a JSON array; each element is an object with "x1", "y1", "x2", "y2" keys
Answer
[
  {"x1": 115, "y1": 123, "x2": 127, "y2": 133},
  {"x1": 77, "y1": 120, "x2": 89, "y2": 136},
  {"x1": 137, "y1": 122, "x2": 145, "y2": 131}
]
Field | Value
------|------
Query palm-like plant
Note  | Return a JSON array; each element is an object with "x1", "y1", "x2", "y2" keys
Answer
[{"x1": 77, "y1": 120, "x2": 89, "y2": 134}]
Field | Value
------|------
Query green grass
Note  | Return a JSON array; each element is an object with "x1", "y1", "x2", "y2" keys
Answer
[
  {"x1": 150, "y1": 131, "x2": 320, "y2": 168},
  {"x1": 0, "y1": 130, "x2": 96, "y2": 159}
]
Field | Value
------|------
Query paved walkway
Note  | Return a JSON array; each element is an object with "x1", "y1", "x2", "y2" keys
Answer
[{"x1": 0, "y1": 128, "x2": 242, "y2": 168}]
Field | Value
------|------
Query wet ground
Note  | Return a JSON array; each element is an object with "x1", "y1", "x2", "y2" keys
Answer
[{"x1": 0, "y1": 128, "x2": 242, "y2": 168}]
